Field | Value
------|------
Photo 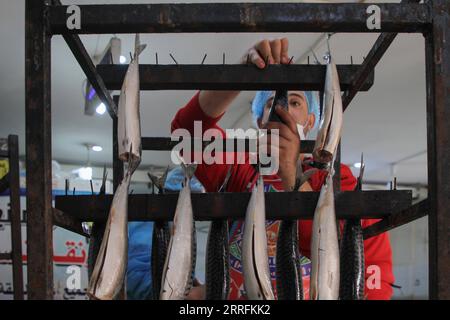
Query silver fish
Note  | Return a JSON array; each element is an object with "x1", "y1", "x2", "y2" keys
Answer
[
  {"x1": 148, "y1": 168, "x2": 170, "y2": 300},
  {"x1": 205, "y1": 165, "x2": 232, "y2": 300},
  {"x1": 160, "y1": 163, "x2": 197, "y2": 300},
  {"x1": 87, "y1": 166, "x2": 134, "y2": 300},
  {"x1": 118, "y1": 34, "x2": 146, "y2": 163},
  {"x1": 276, "y1": 219, "x2": 303, "y2": 300},
  {"x1": 313, "y1": 58, "x2": 343, "y2": 164},
  {"x1": 242, "y1": 175, "x2": 275, "y2": 300},
  {"x1": 340, "y1": 153, "x2": 365, "y2": 300},
  {"x1": 310, "y1": 173, "x2": 340, "y2": 300}
]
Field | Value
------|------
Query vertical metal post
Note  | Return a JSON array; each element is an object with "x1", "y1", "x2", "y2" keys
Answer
[
  {"x1": 8, "y1": 135, "x2": 24, "y2": 300},
  {"x1": 25, "y1": 0, "x2": 54, "y2": 299},
  {"x1": 425, "y1": 0, "x2": 450, "y2": 300}
]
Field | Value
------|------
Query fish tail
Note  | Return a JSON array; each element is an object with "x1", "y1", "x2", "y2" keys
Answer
[
  {"x1": 181, "y1": 162, "x2": 198, "y2": 180},
  {"x1": 134, "y1": 34, "x2": 147, "y2": 57},
  {"x1": 148, "y1": 167, "x2": 169, "y2": 192}
]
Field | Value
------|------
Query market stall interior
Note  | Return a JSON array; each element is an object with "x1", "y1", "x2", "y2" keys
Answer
[{"x1": 10, "y1": 0, "x2": 449, "y2": 299}]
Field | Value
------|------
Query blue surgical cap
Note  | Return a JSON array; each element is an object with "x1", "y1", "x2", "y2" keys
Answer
[
  {"x1": 251, "y1": 90, "x2": 320, "y2": 129},
  {"x1": 163, "y1": 166, "x2": 204, "y2": 192}
]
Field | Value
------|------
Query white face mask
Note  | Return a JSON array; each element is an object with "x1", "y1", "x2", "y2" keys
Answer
[{"x1": 296, "y1": 120, "x2": 309, "y2": 140}]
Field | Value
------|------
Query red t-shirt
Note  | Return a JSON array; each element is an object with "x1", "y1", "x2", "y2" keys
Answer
[{"x1": 171, "y1": 91, "x2": 395, "y2": 300}]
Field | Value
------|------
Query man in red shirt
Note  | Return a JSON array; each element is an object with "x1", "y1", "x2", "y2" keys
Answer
[{"x1": 172, "y1": 38, "x2": 395, "y2": 300}]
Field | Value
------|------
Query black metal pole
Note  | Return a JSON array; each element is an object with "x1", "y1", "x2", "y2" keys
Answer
[
  {"x1": 25, "y1": 0, "x2": 54, "y2": 300},
  {"x1": 8, "y1": 135, "x2": 24, "y2": 300},
  {"x1": 425, "y1": 0, "x2": 450, "y2": 300},
  {"x1": 49, "y1": 3, "x2": 430, "y2": 34}
]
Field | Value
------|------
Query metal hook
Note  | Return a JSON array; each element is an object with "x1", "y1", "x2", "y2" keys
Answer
[
  {"x1": 324, "y1": 33, "x2": 333, "y2": 64},
  {"x1": 288, "y1": 56, "x2": 294, "y2": 65},
  {"x1": 155, "y1": 52, "x2": 158, "y2": 65},
  {"x1": 201, "y1": 53, "x2": 207, "y2": 65},
  {"x1": 223, "y1": 52, "x2": 225, "y2": 65},
  {"x1": 169, "y1": 53, "x2": 178, "y2": 65},
  {"x1": 311, "y1": 49, "x2": 321, "y2": 65}
]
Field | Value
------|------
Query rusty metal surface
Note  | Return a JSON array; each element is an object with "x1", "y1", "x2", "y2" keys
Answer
[
  {"x1": 425, "y1": 0, "x2": 450, "y2": 300},
  {"x1": 363, "y1": 199, "x2": 429, "y2": 240},
  {"x1": 55, "y1": 190, "x2": 412, "y2": 222},
  {"x1": 8, "y1": 135, "x2": 24, "y2": 300},
  {"x1": 97, "y1": 64, "x2": 374, "y2": 91},
  {"x1": 49, "y1": 3, "x2": 430, "y2": 34},
  {"x1": 25, "y1": 0, "x2": 54, "y2": 300}
]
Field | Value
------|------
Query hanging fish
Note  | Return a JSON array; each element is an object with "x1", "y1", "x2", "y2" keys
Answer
[
  {"x1": 87, "y1": 155, "x2": 139, "y2": 300},
  {"x1": 148, "y1": 168, "x2": 170, "y2": 300},
  {"x1": 340, "y1": 153, "x2": 365, "y2": 300},
  {"x1": 313, "y1": 58, "x2": 343, "y2": 164},
  {"x1": 242, "y1": 175, "x2": 275, "y2": 300},
  {"x1": 276, "y1": 219, "x2": 303, "y2": 300},
  {"x1": 160, "y1": 163, "x2": 197, "y2": 300},
  {"x1": 339, "y1": 219, "x2": 365, "y2": 300},
  {"x1": 118, "y1": 34, "x2": 146, "y2": 163},
  {"x1": 310, "y1": 173, "x2": 340, "y2": 300},
  {"x1": 205, "y1": 165, "x2": 232, "y2": 300}
]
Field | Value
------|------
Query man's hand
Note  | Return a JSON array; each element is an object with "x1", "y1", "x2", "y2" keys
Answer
[
  {"x1": 262, "y1": 105, "x2": 301, "y2": 191},
  {"x1": 199, "y1": 38, "x2": 290, "y2": 118},
  {"x1": 242, "y1": 38, "x2": 291, "y2": 68}
]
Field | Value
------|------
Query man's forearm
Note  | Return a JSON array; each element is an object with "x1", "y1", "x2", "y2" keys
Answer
[{"x1": 198, "y1": 90, "x2": 241, "y2": 118}]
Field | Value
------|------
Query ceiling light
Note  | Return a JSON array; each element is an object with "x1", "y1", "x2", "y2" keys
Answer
[
  {"x1": 96, "y1": 103, "x2": 106, "y2": 115},
  {"x1": 92, "y1": 145, "x2": 103, "y2": 152},
  {"x1": 77, "y1": 167, "x2": 93, "y2": 180},
  {"x1": 353, "y1": 162, "x2": 362, "y2": 168},
  {"x1": 120, "y1": 55, "x2": 127, "y2": 64}
]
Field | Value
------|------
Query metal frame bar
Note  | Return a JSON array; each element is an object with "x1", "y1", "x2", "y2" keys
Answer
[
  {"x1": 25, "y1": 0, "x2": 54, "y2": 300},
  {"x1": 8, "y1": 135, "x2": 24, "y2": 300},
  {"x1": 48, "y1": 3, "x2": 430, "y2": 34},
  {"x1": 363, "y1": 199, "x2": 429, "y2": 240},
  {"x1": 24, "y1": 0, "x2": 448, "y2": 299},
  {"x1": 425, "y1": 0, "x2": 450, "y2": 300},
  {"x1": 0, "y1": 135, "x2": 24, "y2": 300},
  {"x1": 97, "y1": 64, "x2": 374, "y2": 91},
  {"x1": 54, "y1": 190, "x2": 412, "y2": 222},
  {"x1": 51, "y1": 0, "x2": 116, "y2": 117}
]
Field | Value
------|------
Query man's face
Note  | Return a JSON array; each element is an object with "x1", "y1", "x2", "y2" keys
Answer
[{"x1": 260, "y1": 91, "x2": 313, "y2": 131}]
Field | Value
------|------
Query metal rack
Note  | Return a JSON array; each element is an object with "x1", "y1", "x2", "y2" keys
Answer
[
  {"x1": 0, "y1": 135, "x2": 24, "y2": 300},
  {"x1": 25, "y1": 0, "x2": 449, "y2": 299}
]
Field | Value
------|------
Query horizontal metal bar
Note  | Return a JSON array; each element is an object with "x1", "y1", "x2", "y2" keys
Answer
[
  {"x1": 0, "y1": 173, "x2": 10, "y2": 193},
  {"x1": 55, "y1": 190, "x2": 412, "y2": 222},
  {"x1": 363, "y1": 198, "x2": 429, "y2": 240},
  {"x1": 49, "y1": 3, "x2": 430, "y2": 34},
  {"x1": 52, "y1": 208, "x2": 89, "y2": 238},
  {"x1": 52, "y1": 0, "x2": 117, "y2": 117},
  {"x1": 0, "y1": 252, "x2": 12, "y2": 260},
  {"x1": 97, "y1": 64, "x2": 374, "y2": 91},
  {"x1": 0, "y1": 150, "x2": 8, "y2": 158},
  {"x1": 141, "y1": 137, "x2": 316, "y2": 153}
]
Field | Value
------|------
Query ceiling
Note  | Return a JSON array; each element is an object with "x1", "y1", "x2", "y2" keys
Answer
[{"x1": 0, "y1": 0, "x2": 429, "y2": 184}]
